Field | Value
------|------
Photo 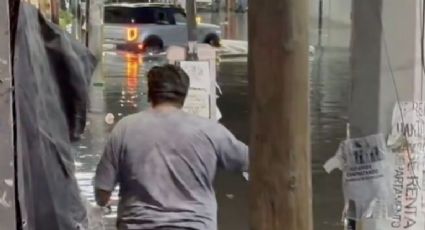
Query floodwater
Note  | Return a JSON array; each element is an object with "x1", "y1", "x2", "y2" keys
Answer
[{"x1": 74, "y1": 12, "x2": 351, "y2": 230}]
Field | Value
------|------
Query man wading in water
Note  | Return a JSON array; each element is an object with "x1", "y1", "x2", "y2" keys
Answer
[{"x1": 94, "y1": 65, "x2": 249, "y2": 230}]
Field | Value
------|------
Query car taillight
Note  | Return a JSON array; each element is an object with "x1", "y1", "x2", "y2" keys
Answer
[{"x1": 127, "y1": 27, "x2": 139, "y2": 42}]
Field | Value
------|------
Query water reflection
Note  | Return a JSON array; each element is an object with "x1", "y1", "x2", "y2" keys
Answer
[
  {"x1": 310, "y1": 46, "x2": 350, "y2": 230},
  {"x1": 124, "y1": 53, "x2": 142, "y2": 109}
]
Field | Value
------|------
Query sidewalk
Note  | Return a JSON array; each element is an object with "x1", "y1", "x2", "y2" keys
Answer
[{"x1": 218, "y1": 39, "x2": 248, "y2": 57}]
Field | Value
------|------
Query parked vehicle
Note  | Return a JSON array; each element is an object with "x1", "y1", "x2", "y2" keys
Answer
[
  {"x1": 196, "y1": 0, "x2": 212, "y2": 11},
  {"x1": 103, "y1": 3, "x2": 222, "y2": 53}
]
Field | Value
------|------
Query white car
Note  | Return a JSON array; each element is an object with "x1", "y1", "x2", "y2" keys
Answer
[
  {"x1": 103, "y1": 3, "x2": 222, "y2": 52},
  {"x1": 196, "y1": 0, "x2": 213, "y2": 10}
]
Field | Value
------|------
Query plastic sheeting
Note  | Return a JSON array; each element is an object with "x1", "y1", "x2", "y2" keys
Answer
[{"x1": 14, "y1": 3, "x2": 97, "y2": 229}]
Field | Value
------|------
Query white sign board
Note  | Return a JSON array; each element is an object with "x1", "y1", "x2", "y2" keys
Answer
[{"x1": 180, "y1": 61, "x2": 213, "y2": 119}]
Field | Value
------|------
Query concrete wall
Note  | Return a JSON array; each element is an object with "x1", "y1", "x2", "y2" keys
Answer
[
  {"x1": 349, "y1": 0, "x2": 419, "y2": 138},
  {"x1": 377, "y1": 0, "x2": 418, "y2": 133}
]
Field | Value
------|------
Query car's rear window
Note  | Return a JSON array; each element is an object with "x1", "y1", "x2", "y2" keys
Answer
[{"x1": 104, "y1": 7, "x2": 156, "y2": 24}]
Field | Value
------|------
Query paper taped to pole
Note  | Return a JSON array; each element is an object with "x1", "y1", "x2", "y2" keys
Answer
[
  {"x1": 180, "y1": 61, "x2": 211, "y2": 93},
  {"x1": 180, "y1": 61, "x2": 214, "y2": 119},
  {"x1": 324, "y1": 134, "x2": 394, "y2": 220},
  {"x1": 388, "y1": 102, "x2": 425, "y2": 147},
  {"x1": 183, "y1": 89, "x2": 210, "y2": 118},
  {"x1": 387, "y1": 102, "x2": 425, "y2": 230}
]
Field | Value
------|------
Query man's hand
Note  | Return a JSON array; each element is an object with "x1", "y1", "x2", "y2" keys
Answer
[
  {"x1": 242, "y1": 172, "x2": 249, "y2": 181},
  {"x1": 95, "y1": 188, "x2": 112, "y2": 207}
]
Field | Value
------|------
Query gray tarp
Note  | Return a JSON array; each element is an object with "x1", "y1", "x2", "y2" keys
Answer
[{"x1": 14, "y1": 3, "x2": 97, "y2": 229}]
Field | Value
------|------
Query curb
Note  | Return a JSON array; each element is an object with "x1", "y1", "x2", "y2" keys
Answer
[{"x1": 219, "y1": 53, "x2": 248, "y2": 59}]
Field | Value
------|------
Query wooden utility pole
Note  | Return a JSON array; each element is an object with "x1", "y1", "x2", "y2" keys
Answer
[
  {"x1": 186, "y1": 0, "x2": 197, "y2": 42},
  {"x1": 39, "y1": 0, "x2": 53, "y2": 21},
  {"x1": 86, "y1": 0, "x2": 104, "y2": 85},
  {"x1": 0, "y1": 0, "x2": 17, "y2": 229},
  {"x1": 185, "y1": 0, "x2": 198, "y2": 60},
  {"x1": 50, "y1": 0, "x2": 59, "y2": 24},
  {"x1": 70, "y1": 0, "x2": 80, "y2": 39},
  {"x1": 248, "y1": 0, "x2": 312, "y2": 229}
]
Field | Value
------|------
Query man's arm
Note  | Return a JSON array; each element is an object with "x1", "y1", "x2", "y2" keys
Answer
[
  {"x1": 94, "y1": 122, "x2": 124, "y2": 206},
  {"x1": 215, "y1": 124, "x2": 249, "y2": 172}
]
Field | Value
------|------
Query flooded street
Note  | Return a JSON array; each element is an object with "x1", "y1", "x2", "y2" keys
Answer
[
  {"x1": 310, "y1": 46, "x2": 350, "y2": 230},
  {"x1": 75, "y1": 13, "x2": 351, "y2": 230}
]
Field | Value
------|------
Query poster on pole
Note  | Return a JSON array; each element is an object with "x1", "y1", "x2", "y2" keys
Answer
[
  {"x1": 388, "y1": 102, "x2": 425, "y2": 147},
  {"x1": 180, "y1": 61, "x2": 211, "y2": 93},
  {"x1": 183, "y1": 89, "x2": 210, "y2": 118},
  {"x1": 180, "y1": 61, "x2": 213, "y2": 119},
  {"x1": 341, "y1": 134, "x2": 394, "y2": 220},
  {"x1": 390, "y1": 149, "x2": 423, "y2": 230},
  {"x1": 388, "y1": 102, "x2": 425, "y2": 230},
  {"x1": 324, "y1": 134, "x2": 394, "y2": 220}
]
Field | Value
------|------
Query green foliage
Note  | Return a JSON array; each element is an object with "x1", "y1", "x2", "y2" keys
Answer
[{"x1": 59, "y1": 10, "x2": 74, "y2": 28}]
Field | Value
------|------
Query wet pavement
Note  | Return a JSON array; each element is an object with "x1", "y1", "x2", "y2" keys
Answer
[
  {"x1": 75, "y1": 12, "x2": 352, "y2": 230},
  {"x1": 310, "y1": 46, "x2": 350, "y2": 230}
]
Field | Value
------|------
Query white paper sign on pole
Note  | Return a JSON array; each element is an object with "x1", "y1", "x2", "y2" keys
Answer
[
  {"x1": 167, "y1": 45, "x2": 218, "y2": 120},
  {"x1": 388, "y1": 102, "x2": 425, "y2": 147},
  {"x1": 390, "y1": 150, "x2": 423, "y2": 230},
  {"x1": 342, "y1": 134, "x2": 394, "y2": 219},
  {"x1": 180, "y1": 61, "x2": 211, "y2": 93},
  {"x1": 183, "y1": 89, "x2": 210, "y2": 118},
  {"x1": 324, "y1": 134, "x2": 394, "y2": 220},
  {"x1": 180, "y1": 61, "x2": 213, "y2": 119},
  {"x1": 388, "y1": 102, "x2": 425, "y2": 230}
]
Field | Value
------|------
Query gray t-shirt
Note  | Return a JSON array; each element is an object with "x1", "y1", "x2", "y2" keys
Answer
[{"x1": 94, "y1": 109, "x2": 249, "y2": 230}]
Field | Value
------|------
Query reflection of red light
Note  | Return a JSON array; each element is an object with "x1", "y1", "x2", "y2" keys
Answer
[
  {"x1": 125, "y1": 54, "x2": 143, "y2": 94},
  {"x1": 127, "y1": 76, "x2": 138, "y2": 93},
  {"x1": 126, "y1": 60, "x2": 138, "y2": 78},
  {"x1": 125, "y1": 53, "x2": 139, "y2": 63}
]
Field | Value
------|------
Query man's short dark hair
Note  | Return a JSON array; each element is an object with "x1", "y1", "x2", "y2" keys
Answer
[{"x1": 147, "y1": 64, "x2": 190, "y2": 107}]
